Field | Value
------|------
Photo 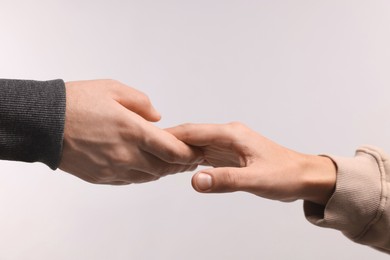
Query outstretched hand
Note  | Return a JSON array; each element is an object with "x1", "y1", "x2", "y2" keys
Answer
[
  {"x1": 167, "y1": 122, "x2": 336, "y2": 205},
  {"x1": 59, "y1": 80, "x2": 203, "y2": 185}
]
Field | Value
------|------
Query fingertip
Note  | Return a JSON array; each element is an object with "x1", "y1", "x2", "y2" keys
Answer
[
  {"x1": 192, "y1": 167, "x2": 246, "y2": 194},
  {"x1": 145, "y1": 106, "x2": 161, "y2": 122},
  {"x1": 192, "y1": 172, "x2": 213, "y2": 192},
  {"x1": 150, "y1": 110, "x2": 162, "y2": 122}
]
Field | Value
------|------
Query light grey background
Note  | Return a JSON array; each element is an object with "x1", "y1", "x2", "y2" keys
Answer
[{"x1": 1, "y1": 0, "x2": 389, "y2": 259}]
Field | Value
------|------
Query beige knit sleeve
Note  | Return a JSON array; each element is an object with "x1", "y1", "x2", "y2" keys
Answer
[{"x1": 304, "y1": 146, "x2": 390, "y2": 253}]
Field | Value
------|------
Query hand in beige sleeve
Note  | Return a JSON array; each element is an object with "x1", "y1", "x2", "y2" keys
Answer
[
  {"x1": 59, "y1": 80, "x2": 203, "y2": 185},
  {"x1": 167, "y1": 122, "x2": 336, "y2": 205},
  {"x1": 169, "y1": 123, "x2": 390, "y2": 253}
]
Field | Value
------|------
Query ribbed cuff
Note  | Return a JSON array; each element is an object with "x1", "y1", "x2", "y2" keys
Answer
[
  {"x1": 0, "y1": 79, "x2": 66, "y2": 169},
  {"x1": 304, "y1": 146, "x2": 385, "y2": 241}
]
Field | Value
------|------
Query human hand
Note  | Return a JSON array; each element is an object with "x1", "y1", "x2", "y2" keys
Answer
[
  {"x1": 167, "y1": 122, "x2": 336, "y2": 205},
  {"x1": 59, "y1": 80, "x2": 203, "y2": 185}
]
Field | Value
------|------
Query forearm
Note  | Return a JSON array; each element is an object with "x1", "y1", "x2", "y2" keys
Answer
[
  {"x1": 304, "y1": 146, "x2": 390, "y2": 253},
  {"x1": 298, "y1": 154, "x2": 337, "y2": 206},
  {"x1": 0, "y1": 79, "x2": 66, "y2": 169}
]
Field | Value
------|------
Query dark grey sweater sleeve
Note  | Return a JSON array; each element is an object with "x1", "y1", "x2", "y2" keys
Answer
[{"x1": 0, "y1": 79, "x2": 66, "y2": 170}]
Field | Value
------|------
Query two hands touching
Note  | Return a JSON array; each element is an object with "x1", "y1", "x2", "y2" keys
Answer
[{"x1": 60, "y1": 80, "x2": 336, "y2": 206}]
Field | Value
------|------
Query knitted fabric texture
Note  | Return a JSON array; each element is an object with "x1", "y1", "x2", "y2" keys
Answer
[{"x1": 0, "y1": 79, "x2": 66, "y2": 169}]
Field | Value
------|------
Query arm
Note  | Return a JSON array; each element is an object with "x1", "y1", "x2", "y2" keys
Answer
[
  {"x1": 0, "y1": 79, "x2": 65, "y2": 169},
  {"x1": 59, "y1": 79, "x2": 203, "y2": 184},
  {"x1": 0, "y1": 79, "x2": 202, "y2": 185},
  {"x1": 168, "y1": 122, "x2": 390, "y2": 252},
  {"x1": 305, "y1": 146, "x2": 390, "y2": 253}
]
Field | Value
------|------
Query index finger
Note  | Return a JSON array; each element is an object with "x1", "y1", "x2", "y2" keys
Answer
[
  {"x1": 140, "y1": 123, "x2": 204, "y2": 165},
  {"x1": 113, "y1": 83, "x2": 161, "y2": 122},
  {"x1": 166, "y1": 122, "x2": 244, "y2": 146}
]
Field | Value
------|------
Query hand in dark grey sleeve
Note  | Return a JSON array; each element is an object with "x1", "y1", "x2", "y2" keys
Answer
[
  {"x1": 0, "y1": 79, "x2": 66, "y2": 169},
  {"x1": 59, "y1": 80, "x2": 202, "y2": 185},
  {"x1": 0, "y1": 78, "x2": 202, "y2": 185}
]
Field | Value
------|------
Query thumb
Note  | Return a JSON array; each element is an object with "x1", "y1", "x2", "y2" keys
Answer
[{"x1": 192, "y1": 167, "x2": 247, "y2": 193}]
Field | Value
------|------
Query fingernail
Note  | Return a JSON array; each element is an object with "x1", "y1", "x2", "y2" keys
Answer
[{"x1": 196, "y1": 173, "x2": 212, "y2": 191}]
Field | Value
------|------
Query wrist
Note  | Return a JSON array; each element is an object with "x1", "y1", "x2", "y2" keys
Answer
[{"x1": 299, "y1": 154, "x2": 337, "y2": 205}]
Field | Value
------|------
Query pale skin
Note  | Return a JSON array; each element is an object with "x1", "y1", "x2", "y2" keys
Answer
[
  {"x1": 167, "y1": 122, "x2": 337, "y2": 206},
  {"x1": 58, "y1": 80, "x2": 335, "y2": 205},
  {"x1": 59, "y1": 80, "x2": 203, "y2": 185}
]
